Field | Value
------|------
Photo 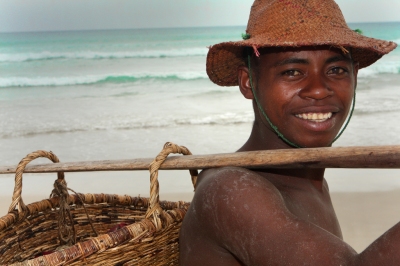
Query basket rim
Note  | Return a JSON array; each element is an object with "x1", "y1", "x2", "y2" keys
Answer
[
  {"x1": 2, "y1": 142, "x2": 196, "y2": 264},
  {"x1": 1, "y1": 193, "x2": 190, "y2": 265},
  {"x1": 0, "y1": 192, "x2": 190, "y2": 232}
]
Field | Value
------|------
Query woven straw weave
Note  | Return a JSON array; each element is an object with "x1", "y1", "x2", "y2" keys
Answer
[
  {"x1": 0, "y1": 142, "x2": 197, "y2": 265},
  {"x1": 206, "y1": 0, "x2": 397, "y2": 86}
]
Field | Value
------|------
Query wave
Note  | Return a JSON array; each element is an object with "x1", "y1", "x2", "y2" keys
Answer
[
  {"x1": 358, "y1": 60, "x2": 400, "y2": 77},
  {"x1": 0, "y1": 72, "x2": 208, "y2": 88},
  {"x1": 355, "y1": 104, "x2": 400, "y2": 115},
  {"x1": 0, "y1": 48, "x2": 208, "y2": 63},
  {"x1": 0, "y1": 112, "x2": 254, "y2": 138}
]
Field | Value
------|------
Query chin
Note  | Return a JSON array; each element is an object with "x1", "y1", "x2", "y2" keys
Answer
[
  {"x1": 302, "y1": 143, "x2": 333, "y2": 149},
  {"x1": 290, "y1": 137, "x2": 335, "y2": 148}
]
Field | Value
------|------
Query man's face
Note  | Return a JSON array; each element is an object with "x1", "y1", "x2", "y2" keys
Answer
[{"x1": 250, "y1": 46, "x2": 358, "y2": 148}]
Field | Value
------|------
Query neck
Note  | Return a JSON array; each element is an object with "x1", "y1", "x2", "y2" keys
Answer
[
  {"x1": 238, "y1": 120, "x2": 326, "y2": 190},
  {"x1": 237, "y1": 118, "x2": 296, "y2": 151}
]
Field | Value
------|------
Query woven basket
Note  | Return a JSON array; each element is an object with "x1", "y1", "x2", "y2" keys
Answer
[{"x1": 0, "y1": 142, "x2": 197, "y2": 265}]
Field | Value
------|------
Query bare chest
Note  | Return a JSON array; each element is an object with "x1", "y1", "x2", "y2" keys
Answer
[{"x1": 280, "y1": 188, "x2": 342, "y2": 238}]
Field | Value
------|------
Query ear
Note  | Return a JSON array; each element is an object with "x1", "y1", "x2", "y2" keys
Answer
[{"x1": 238, "y1": 66, "x2": 254, "y2": 99}]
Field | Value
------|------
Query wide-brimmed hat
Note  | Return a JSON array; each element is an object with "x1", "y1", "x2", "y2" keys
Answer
[{"x1": 206, "y1": 0, "x2": 397, "y2": 86}]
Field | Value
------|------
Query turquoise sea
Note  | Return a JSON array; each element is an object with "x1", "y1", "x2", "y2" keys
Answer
[{"x1": 0, "y1": 23, "x2": 400, "y2": 197}]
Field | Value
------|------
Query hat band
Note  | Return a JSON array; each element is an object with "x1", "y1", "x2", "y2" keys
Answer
[{"x1": 247, "y1": 55, "x2": 356, "y2": 148}]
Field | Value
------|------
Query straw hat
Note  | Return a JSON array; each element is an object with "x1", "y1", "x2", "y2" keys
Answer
[{"x1": 206, "y1": 0, "x2": 397, "y2": 86}]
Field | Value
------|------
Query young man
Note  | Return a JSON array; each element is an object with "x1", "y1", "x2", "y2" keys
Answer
[{"x1": 180, "y1": 0, "x2": 397, "y2": 265}]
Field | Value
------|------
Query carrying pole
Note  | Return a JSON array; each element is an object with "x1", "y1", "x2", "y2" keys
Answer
[{"x1": 1, "y1": 145, "x2": 400, "y2": 174}]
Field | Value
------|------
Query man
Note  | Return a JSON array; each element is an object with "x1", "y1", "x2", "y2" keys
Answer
[{"x1": 180, "y1": 0, "x2": 397, "y2": 265}]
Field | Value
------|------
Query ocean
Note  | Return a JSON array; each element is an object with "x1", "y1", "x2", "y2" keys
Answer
[{"x1": 0, "y1": 23, "x2": 400, "y2": 199}]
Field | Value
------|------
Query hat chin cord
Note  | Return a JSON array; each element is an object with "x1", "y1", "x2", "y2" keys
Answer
[{"x1": 247, "y1": 55, "x2": 356, "y2": 149}]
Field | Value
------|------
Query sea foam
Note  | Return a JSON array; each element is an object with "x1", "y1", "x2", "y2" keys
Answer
[
  {"x1": 0, "y1": 111, "x2": 254, "y2": 138},
  {"x1": 358, "y1": 60, "x2": 400, "y2": 78},
  {"x1": 0, "y1": 72, "x2": 208, "y2": 87},
  {"x1": 0, "y1": 47, "x2": 208, "y2": 63}
]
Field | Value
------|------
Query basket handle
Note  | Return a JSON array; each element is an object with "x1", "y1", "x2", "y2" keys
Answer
[
  {"x1": 8, "y1": 150, "x2": 64, "y2": 219},
  {"x1": 145, "y1": 142, "x2": 198, "y2": 229}
]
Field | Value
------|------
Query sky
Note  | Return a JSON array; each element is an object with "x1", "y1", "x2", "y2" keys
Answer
[{"x1": 0, "y1": 0, "x2": 399, "y2": 33}]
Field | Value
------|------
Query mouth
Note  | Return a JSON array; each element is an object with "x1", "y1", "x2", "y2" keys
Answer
[{"x1": 295, "y1": 112, "x2": 333, "y2": 123}]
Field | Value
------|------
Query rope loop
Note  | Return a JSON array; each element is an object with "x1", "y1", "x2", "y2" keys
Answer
[
  {"x1": 7, "y1": 150, "x2": 97, "y2": 245},
  {"x1": 8, "y1": 150, "x2": 63, "y2": 220},
  {"x1": 50, "y1": 173, "x2": 99, "y2": 245},
  {"x1": 50, "y1": 178, "x2": 76, "y2": 245},
  {"x1": 145, "y1": 142, "x2": 198, "y2": 230}
]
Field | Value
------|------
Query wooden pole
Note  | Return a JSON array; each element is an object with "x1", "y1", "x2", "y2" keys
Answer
[{"x1": 1, "y1": 145, "x2": 400, "y2": 174}]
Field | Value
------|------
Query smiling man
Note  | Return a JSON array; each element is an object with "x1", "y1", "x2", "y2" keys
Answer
[
  {"x1": 179, "y1": 0, "x2": 397, "y2": 265},
  {"x1": 238, "y1": 46, "x2": 356, "y2": 149}
]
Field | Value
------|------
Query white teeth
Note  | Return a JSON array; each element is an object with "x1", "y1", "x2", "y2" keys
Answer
[{"x1": 295, "y1": 112, "x2": 332, "y2": 122}]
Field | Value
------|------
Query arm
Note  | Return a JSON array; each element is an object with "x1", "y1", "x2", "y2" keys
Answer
[{"x1": 184, "y1": 167, "x2": 400, "y2": 266}]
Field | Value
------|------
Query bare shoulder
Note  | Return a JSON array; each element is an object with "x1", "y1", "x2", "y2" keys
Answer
[
  {"x1": 188, "y1": 167, "x2": 287, "y2": 233},
  {"x1": 192, "y1": 167, "x2": 286, "y2": 222},
  {"x1": 189, "y1": 166, "x2": 289, "y2": 241},
  {"x1": 180, "y1": 167, "x2": 357, "y2": 266},
  {"x1": 197, "y1": 166, "x2": 278, "y2": 191},
  {"x1": 179, "y1": 167, "x2": 289, "y2": 265}
]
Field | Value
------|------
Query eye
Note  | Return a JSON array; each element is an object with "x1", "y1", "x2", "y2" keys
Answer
[
  {"x1": 283, "y1": 70, "x2": 302, "y2": 77},
  {"x1": 327, "y1": 67, "x2": 348, "y2": 75}
]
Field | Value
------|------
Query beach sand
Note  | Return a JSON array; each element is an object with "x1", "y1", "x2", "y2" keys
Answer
[
  {"x1": 331, "y1": 190, "x2": 400, "y2": 252},
  {"x1": 1, "y1": 180, "x2": 399, "y2": 253}
]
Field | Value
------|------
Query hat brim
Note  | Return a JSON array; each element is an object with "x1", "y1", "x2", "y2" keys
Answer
[{"x1": 206, "y1": 30, "x2": 397, "y2": 86}]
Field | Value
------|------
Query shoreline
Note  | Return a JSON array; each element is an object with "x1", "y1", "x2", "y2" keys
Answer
[{"x1": 1, "y1": 189, "x2": 399, "y2": 253}]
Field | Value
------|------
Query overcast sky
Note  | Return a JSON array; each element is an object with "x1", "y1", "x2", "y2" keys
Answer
[{"x1": 0, "y1": 0, "x2": 399, "y2": 33}]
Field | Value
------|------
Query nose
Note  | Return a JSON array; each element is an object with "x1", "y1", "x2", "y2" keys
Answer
[{"x1": 299, "y1": 74, "x2": 333, "y2": 100}]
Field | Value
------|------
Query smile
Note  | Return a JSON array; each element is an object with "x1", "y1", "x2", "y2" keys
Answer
[{"x1": 295, "y1": 112, "x2": 333, "y2": 122}]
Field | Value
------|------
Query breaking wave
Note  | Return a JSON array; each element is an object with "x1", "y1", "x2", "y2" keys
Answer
[
  {"x1": 0, "y1": 112, "x2": 254, "y2": 138},
  {"x1": 0, "y1": 48, "x2": 208, "y2": 63},
  {"x1": 0, "y1": 72, "x2": 208, "y2": 88},
  {"x1": 358, "y1": 59, "x2": 400, "y2": 78}
]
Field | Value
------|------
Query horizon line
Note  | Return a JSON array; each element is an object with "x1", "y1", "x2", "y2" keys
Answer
[{"x1": 1, "y1": 21, "x2": 399, "y2": 34}]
